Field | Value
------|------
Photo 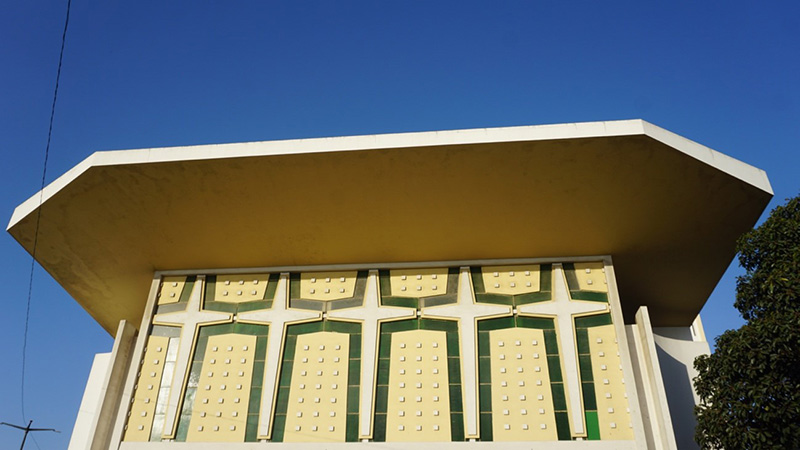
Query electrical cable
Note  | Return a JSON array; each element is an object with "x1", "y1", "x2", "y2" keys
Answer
[{"x1": 20, "y1": 0, "x2": 72, "y2": 448}]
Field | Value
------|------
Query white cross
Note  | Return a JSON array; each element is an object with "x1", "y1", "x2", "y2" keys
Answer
[
  {"x1": 152, "y1": 275, "x2": 232, "y2": 438},
  {"x1": 328, "y1": 270, "x2": 416, "y2": 438},
  {"x1": 237, "y1": 273, "x2": 321, "y2": 439},
  {"x1": 517, "y1": 263, "x2": 608, "y2": 437},
  {"x1": 422, "y1": 267, "x2": 512, "y2": 438}
]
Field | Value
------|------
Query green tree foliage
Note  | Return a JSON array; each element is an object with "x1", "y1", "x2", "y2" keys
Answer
[{"x1": 694, "y1": 195, "x2": 800, "y2": 450}]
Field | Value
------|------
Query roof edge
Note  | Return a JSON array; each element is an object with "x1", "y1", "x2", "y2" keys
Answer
[{"x1": 8, "y1": 119, "x2": 773, "y2": 232}]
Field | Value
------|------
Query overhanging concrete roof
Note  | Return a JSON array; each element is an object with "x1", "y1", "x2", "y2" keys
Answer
[{"x1": 8, "y1": 120, "x2": 772, "y2": 334}]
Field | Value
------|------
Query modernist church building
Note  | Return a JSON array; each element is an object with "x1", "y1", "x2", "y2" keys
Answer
[{"x1": 7, "y1": 120, "x2": 772, "y2": 450}]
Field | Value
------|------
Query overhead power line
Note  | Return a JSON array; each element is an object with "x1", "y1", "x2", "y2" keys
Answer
[{"x1": 18, "y1": 0, "x2": 72, "y2": 448}]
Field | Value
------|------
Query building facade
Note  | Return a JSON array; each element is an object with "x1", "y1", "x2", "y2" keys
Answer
[{"x1": 8, "y1": 120, "x2": 773, "y2": 449}]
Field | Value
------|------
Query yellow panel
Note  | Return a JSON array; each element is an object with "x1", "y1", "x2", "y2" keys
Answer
[
  {"x1": 299, "y1": 272, "x2": 358, "y2": 301},
  {"x1": 124, "y1": 335, "x2": 170, "y2": 441},
  {"x1": 158, "y1": 277, "x2": 186, "y2": 305},
  {"x1": 284, "y1": 332, "x2": 350, "y2": 442},
  {"x1": 187, "y1": 334, "x2": 257, "y2": 442},
  {"x1": 489, "y1": 328, "x2": 557, "y2": 441},
  {"x1": 588, "y1": 325, "x2": 634, "y2": 440},
  {"x1": 389, "y1": 268, "x2": 449, "y2": 298},
  {"x1": 573, "y1": 263, "x2": 607, "y2": 292},
  {"x1": 215, "y1": 274, "x2": 271, "y2": 303},
  {"x1": 385, "y1": 329, "x2": 451, "y2": 442},
  {"x1": 481, "y1": 265, "x2": 540, "y2": 296}
]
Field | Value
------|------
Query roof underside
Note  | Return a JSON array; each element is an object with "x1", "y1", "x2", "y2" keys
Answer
[{"x1": 8, "y1": 120, "x2": 772, "y2": 334}]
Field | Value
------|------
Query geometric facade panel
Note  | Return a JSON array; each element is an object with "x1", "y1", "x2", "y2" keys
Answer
[{"x1": 123, "y1": 260, "x2": 636, "y2": 444}]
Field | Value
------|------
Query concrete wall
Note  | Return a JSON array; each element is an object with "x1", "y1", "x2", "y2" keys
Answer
[
  {"x1": 652, "y1": 322, "x2": 710, "y2": 450},
  {"x1": 69, "y1": 353, "x2": 112, "y2": 450}
]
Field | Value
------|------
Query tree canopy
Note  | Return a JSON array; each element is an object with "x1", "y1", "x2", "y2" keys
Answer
[{"x1": 694, "y1": 194, "x2": 800, "y2": 450}]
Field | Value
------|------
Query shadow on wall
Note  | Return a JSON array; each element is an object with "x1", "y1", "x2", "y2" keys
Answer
[{"x1": 655, "y1": 346, "x2": 700, "y2": 450}]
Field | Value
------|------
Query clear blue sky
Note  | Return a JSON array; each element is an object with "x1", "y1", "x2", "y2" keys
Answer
[{"x1": 1, "y1": 1, "x2": 798, "y2": 448}]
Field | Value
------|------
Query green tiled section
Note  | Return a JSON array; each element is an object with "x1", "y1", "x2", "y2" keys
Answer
[
  {"x1": 476, "y1": 315, "x2": 570, "y2": 441},
  {"x1": 377, "y1": 268, "x2": 459, "y2": 309},
  {"x1": 575, "y1": 312, "x2": 614, "y2": 440},
  {"x1": 203, "y1": 274, "x2": 277, "y2": 313},
  {"x1": 555, "y1": 412, "x2": 571, "y2": 440},
  {"x1": 271, "y1": 319, "x2": 361, "y2": 442},
  {"x1": 153, "y1": 277, "x2": 195, "y2": 315},
  {"x1": 373, "y1": 318, "x2": 464, "y2": 441},
  {"x1": 562, "y1": 263, "x2": 609, "y2": 303},
  {"x1": 289, "y1": 271, "x2": 369, "y2": 311},
  {"x1": 174, "y1": 321, "x2": 269, "y2": 442},
  {"x1": 470, "y1": 265, "x2": 553, "y2": 307},
  {"x1": 586, "y1": 411, "x2": 601, "y2": 440},
  {"x1": 575, "y1": 314, "x2": 613, "y2": 329}
]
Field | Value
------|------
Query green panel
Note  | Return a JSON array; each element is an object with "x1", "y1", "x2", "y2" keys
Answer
[
  {"x1": 582, "y1": 382, "x2": 597, "y2": 411},
  {"x1": 288, "y1": 272, "x2": 300, "y2": 300},
  {"x1": 586, "y1": 411, "x2": 601, "y2": 440},
  {"x1": 347, "y1": 386, "x2": 359, "y2": 414},
  {"x1": 348, "y1": 359, "x2": 360, "y2": 386},
  {"x1": 420, "y1": 318, "x2": 458, "y2": 333},
  {"x1": 479, "y1": 412, "x2": 493, "y2": 441},
  {"x1": 570, "y1": 291, "x2": 609, "y2": 302},
  {"x1": 540, "y1": 264, "x2": 553, "y2": 292},
  {"x1": 447, "y1": 357, "x2": 461, "y2": 381},
  {"x1": 374, "y1": 385, "x2": 388, "y2": 415},
  {"x1": 236, "y1": 300, "x2": 272, "y2": 312},
  {"x1": 203, "y1": 301, "x2": 238, "y2": 313},
  {"x1": 478, "y1": 332, "x2": 490, "y2": 356},
  {"x1": 179, "y1": 276, "x2": 196, "y2": 303},
  {"x1": 271, "y1": 414, "x2": 286, "y2": 442},
  {"x1": 273, "y1": 387, "x2": 288, "y2": 414},
  {"x1": 327, "y1": 320, "x2": 362, "y2": 334},
  {"x1": 349, "y1": 333, "x2": 362, "y2": 358},
  {"x1": 286, "y1": 321, "x2": 323, "y2": 335},
  {"x1": 479, "y1": 384, "x2": 492, "y2": 412},
  {"x1": 470, "y1": 266, "x2": 486, "y2": 293},
  {"x1": 563, "y1": 263, "x2": 580, "y2": 291},
  {"x1": 381, "y1": 296, "x2": 419, "y2": 308},
  {"x1": 255, "y1": 335, "x2": 267, "y2": 361},
  {"x1": 478, "y1": 357, "x2": 491, "y2": 383},
  {"x1": 516, "y1": 316, "x2": 555, "y2": 330},
  {"x1": 205, "y1": 275, "x2": 216, "y2": 302},
  {"x1": 579, "y1": 355, "x2": 594, "y2": 382},
  {"x1": 446, "y1": 334, "x2": 460, "y2": 358},
  {"x1": 551, "y1": 382, "x2": 567, "y2": 411},
  {"x1": 544, "y1": 330, "x2": 559, "y2": 354},
  {"x1": 264, "y1": 273, "x2": 280, "y2": 301},
  {"x1": 475, "y1": 292, "x2": 512, "y2": 306},
  {"x1": 377, "y1": 363, "x2": 390, "y2": 385},
  {"x1": 378, "y1": 333, "x2": 392, "y2": 359},
  {"x1": 450, "y1": 412, "x2": 465, "y2": 441},
  {"x1": 245, "y1": 414, "x2": 259, "y2": 442},
  {"x1": 555, "y1": 411, "x2": 571, "y2": 440},
  {"x1": 234, "y1": 322, "x2": 269, "y2": 336},
  {"x1": 514, "y1": 291, "x2": 551, "y2": 305},
  {"x1": 575, "y1": 313, "x2": 613, "y2": 328},
  {"x1": 576, "y1": 328, "x2": 590, "y2": 354},
  {"x1": 477, "y1": 316, "x2": 515, "y2": 331},
  {"x1": 548, "y1": 355, "x2": 563, "y2": 382},
  {"x1": 381, "y1": 319, "x2": 418, "y2": 334},
  {"x1": 378, "y1": 270, "x2": 392, "y2": 298},
  {"x1": 346, "y1": 413, "x2": 359, "y2": 442},
  {"x1": 278, "y1": 361, "x2": 293, "y2": 387},
  {"x1": 372, "y1": 414, "x2": 386, "y2": 442},
  {"x1": 449, "y1": 385, "x2": 463, "y2": 412},
  {"x1": 251, "y1": 361, "x2": 264, "y2": 388}
]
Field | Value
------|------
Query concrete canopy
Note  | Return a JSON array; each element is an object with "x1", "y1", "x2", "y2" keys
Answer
[{"x1": 8, "y1": 120, "x2": 772, "y2": 334}]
